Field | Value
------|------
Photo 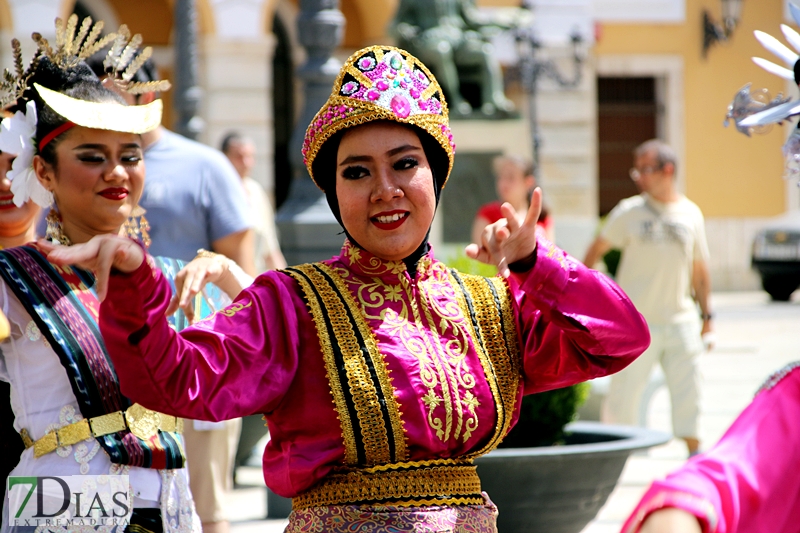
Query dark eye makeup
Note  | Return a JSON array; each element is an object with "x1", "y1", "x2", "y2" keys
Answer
[
  {"x1": 75, "y1": 149, "x2": 142, "y2": 165},
  {"x1": 76, "y1": 152, "x2": 105, "y2": 163},
  {"x1": 342, "y1": 165, "x2": 369, "y2": 180},
  {"x1": 393, "y1": 157, "x2": 418, "y2": 171},
  {"x1": 340, "y1": 156, "x2": 419, "y2": 180}
]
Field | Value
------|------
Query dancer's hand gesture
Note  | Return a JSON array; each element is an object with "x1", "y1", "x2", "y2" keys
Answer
[
  {"x1": 465, "y1": 187, "x2": 542, "y2": 277},
  {"x1": 39, "y1": 235, "x2": 145, "y2": 301}
]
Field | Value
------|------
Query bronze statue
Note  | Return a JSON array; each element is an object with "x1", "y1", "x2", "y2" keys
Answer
[{"x1": 392, "y1": 0, "x2": 517, "y2": 118}]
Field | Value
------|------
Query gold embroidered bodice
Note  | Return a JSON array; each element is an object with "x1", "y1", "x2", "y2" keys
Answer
[{"x1": 285, "y1": 241, "x2": 521, "y2": 469}]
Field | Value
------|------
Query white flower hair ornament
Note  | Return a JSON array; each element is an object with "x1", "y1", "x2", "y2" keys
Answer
[{"x1": 0, "y1": 100, "x2": 53, "y2": 207}]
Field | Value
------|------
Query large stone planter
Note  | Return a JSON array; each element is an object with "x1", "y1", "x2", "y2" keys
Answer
[{"x1": 475, "y1": 421, "x2": 670, "y2": 533}]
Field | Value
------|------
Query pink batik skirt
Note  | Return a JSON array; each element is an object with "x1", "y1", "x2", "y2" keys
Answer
[{"x1": 284, "y1": 493, "x2": 498, "y2": 533}]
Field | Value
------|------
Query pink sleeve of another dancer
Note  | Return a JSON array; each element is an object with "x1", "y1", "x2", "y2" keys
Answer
[
  {"x1": 621, "y1": 365, "x2": 800, "y2": 533},
  {"x1": 510, "y1": 236, "x2": 651, "y2": 394},
  {"x1": 99, "y1": 256, "x2": 305, "y2": 421}
]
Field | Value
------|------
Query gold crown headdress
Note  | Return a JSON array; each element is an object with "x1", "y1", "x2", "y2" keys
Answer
[
  {"x1": 0, "y1": 16, "x2": 112, "y2": 109},
  {"x1": 0, "y1": 15, "x2": 171, "y2": 207},
  {"x1": 100, "y1": 23, "x2": 171, "y2": 95},
  {"x1": 302, "y1": 45, "x2": 455, "y2": 189}
]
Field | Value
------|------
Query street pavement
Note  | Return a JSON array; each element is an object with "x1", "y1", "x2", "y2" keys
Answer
[{"x1": 227, "y1": 290, "x2": 800, "y2": 533}]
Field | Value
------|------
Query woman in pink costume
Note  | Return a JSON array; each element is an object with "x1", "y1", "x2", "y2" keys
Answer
[
  {"x1": 622, "y1": 363, "x2": 800, "y2": 533},
  {"x1": 43, "y1": 46, "x2": 649, "y2": 532}
]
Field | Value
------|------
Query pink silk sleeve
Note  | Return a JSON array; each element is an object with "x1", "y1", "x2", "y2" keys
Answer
[
  {"x1": 99, "y1": 257, "x2": 303, "y2": 421},
  {"x1": 621, "y1": 366, "x2": 800, "y2": 533},
  {"x1": 511, "y1": 237, "x2": 650, "y2": 394}
]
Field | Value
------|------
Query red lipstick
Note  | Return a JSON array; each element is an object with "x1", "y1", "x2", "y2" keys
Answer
[
  {"x1": 99, "y1": 188, "x2": 129, "y2": 201},
  {"x1": 0, "y1": 194, "x2": 16, "y2": 210},
  {"x1": 371, "y1": 210, "x2": 409, "y2": 230}
]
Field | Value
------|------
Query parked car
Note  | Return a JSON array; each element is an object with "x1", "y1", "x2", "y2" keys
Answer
[{"x1": 752, "y1": 210, "x2": 800, "y2": 301}]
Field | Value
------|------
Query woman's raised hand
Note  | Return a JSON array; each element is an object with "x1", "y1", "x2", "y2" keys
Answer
[
  {"x1": 465, "y1": 187, "x2": 542, "y2": 278},
  {"x1": 38, "y1": 235, "x2": 145, "y2": 301},
  {"x1": 165, "y1": 252, "x2": 231, "y2": 324}
]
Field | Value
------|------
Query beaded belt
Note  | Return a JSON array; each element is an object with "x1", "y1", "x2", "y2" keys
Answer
[
  {"x1": 20, "y1": 403, "x2": 183, "y2": 458},
  {"x1": 292, "y1": 460, "x2": 484, "y2": 510}
]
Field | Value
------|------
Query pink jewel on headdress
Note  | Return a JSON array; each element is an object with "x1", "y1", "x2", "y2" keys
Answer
[
  {"x1": 367, "y1": 89, "x2": 380, "y2": 101},
  {"x1": 417, "y1": 71, "x2": 430, "y2": 86},
  {"x1": 410, "y1": 88, "x2": 420, "y2": 99},
  {"x1": 376, "y1": 80, "x2": 389, "y2": 91},
  {"x1": 365, "y1": 63, "x2": 387, "y2": 82},
  {"x1": 418, "y1": 100, "x2": 429, "y2": 111},
  {"x1": 390, "y1": 94, "x2": 411, "y2": 118},
  {"x1": 341, "y1": 81, "x2": 359, "y2": 95},
  {"x1": 358, "y1": 56, "x2": 377, "y2": 71}
]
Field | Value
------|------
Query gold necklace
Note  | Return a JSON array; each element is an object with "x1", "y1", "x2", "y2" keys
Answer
[
  {"x1": 124, "y1": 205, "x2": 151, "y2": 248},
  {"x1": 45, "y1": 208, "x2": 151, "y2": 249}
]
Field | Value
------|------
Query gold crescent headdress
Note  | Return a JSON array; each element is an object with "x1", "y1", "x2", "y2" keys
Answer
[{"x1": 34, "y1": 83, "x2": 162, "y2": 134}]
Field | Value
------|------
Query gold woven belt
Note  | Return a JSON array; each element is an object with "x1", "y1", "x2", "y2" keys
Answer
[
  {"x1": 20, "y1": 403, "x2": 183, "y2": 458},
  {"x1": 292, "y1": 461, "x2": 484, "y2": 510}
]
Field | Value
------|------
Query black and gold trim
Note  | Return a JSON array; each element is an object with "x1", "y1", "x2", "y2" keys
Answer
[
  {"x1": 285, "y1": 264, "x2": 407, "y2": 467},
  {"x1": 449, "y1": 271, "x2": 522, "y2": 455},
  {"x1": 292, "y1": 460, "x2": 483, "y2": 509}
]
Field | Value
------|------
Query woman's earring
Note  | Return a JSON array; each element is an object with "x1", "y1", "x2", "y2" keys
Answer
[
  {"x1": 123, "y1": 205, "x2": 151, "y2": 248},
  {"x1": 45, "y1": 209, "x2": 71, "y2": 246}
]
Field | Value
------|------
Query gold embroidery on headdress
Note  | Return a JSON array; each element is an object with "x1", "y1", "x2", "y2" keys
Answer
[{"x1": 302, "y1": 45, "x2": 456, "y2": 189}]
